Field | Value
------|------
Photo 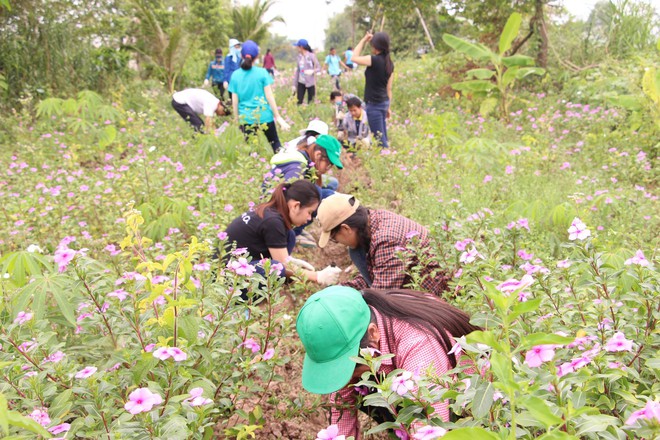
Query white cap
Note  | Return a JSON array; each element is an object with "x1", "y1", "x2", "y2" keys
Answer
[
  {"x1": 229, "y1": 38, "x2": 241, "y2": 47},
  {"x1": 299, "y1": 119, "x2": 329, "y2": 136}
]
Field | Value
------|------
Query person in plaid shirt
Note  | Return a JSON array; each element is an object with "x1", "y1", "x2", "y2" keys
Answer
[
  {"x1": 296, "y1": 286, "x2": 479, "y2": 438},
  {"x1": 316, "y1": 193, "x2": 450, "y2": 296}
]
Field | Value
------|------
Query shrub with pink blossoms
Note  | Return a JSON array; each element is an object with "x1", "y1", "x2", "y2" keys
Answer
[{"x1": 124, "y1": 388, "x2": 163, "y2": 414}]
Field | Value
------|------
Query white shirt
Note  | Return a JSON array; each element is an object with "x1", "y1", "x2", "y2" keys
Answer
[{"x1": 172, "y1": 89, "x2": 220, "y2": 117}]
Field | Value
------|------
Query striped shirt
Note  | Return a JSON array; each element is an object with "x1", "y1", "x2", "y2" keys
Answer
[
  {"x1": 330, "y1": 307, "x2": 453, "y2": 438},
  {"x1": 343, "y1": 210, "x2": 449, "y2": 295}
]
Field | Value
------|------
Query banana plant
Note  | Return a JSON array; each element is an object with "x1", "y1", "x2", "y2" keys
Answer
[{"x1": 442, "y1": 12, "x2": 545, "y2": 120}]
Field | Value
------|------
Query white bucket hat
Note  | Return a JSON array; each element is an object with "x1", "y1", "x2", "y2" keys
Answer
[
  {"x1": 299, "y1": 119, "x2": 329, "y2": 136},
  {"x1": 228, "y1": 38, "x2": 241, "y2": 47}
]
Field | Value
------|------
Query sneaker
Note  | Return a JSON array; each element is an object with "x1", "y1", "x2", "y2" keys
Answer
[{"x1": 296, "y1": 230, "x2": 317, "y2": 248}]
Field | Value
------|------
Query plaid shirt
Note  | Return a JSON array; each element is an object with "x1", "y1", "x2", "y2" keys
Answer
[
  {"x1": 343, "y1": 210, "x2": 449, "y2": 295},
  {"x1": 330, "y1": 308, "x2": 453, "y2": 438}
]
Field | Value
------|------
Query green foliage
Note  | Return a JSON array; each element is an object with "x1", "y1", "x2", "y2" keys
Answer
[
  {"x1": 231, "y1": 0, "x2": 284, "y2": 45},
  {"x1": 0, "y1": 393, "x2": 52, "y2": 438}
]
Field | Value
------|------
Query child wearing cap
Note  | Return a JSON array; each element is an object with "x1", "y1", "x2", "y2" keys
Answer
[
  {"x1": 229, "y1": 40, "x2": 290, "y2": 153},
  {"x1": 296, "y1": 286, "x2": 479, "y2": 437},
  {"x1": 204, "y1": 48, "x2": 226, "y2": 99},
  {"x1": 315, "y1": 194, "x2": 450, "y2": 296},
  {"x1": 293, "y1": 39, "x2": 320, "y2": 105}
]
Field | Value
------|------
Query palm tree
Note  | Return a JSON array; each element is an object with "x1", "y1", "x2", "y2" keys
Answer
[{"x1": 231, "y1": 0, "x2": 284, "y2": 44}]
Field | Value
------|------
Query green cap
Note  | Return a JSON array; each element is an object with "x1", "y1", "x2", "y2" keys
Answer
[
  {"x1": 296, "y1": 286, "x2": 370, "y2": 394},
  {"x1": 314, "y1": 134, "x2": 343, "y2": 169}
]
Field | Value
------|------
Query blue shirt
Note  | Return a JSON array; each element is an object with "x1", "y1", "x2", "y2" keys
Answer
[
  {"x1": 223, "y1": 54, "x2": 241, "y2": 84},
  {"x1": 345, "y1": 49, "x2": 353, "y2": 64},
  {"x1": 228, "y1": 67, "x2": 274, "y2": 125},
  {"x1": 206, "y1": 60, "x2": 225, "y2": 82},
  {"x1": 325, "y1": 54, "x2": 341, "y2": 75}
]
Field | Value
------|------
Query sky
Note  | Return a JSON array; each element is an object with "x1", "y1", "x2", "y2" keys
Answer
[{"x1": 235, "y1": 0, "x2": 660, "y2": 49}]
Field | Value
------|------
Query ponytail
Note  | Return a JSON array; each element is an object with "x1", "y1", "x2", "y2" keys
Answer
[
  {"x1": 254, "y1": 180, "x2": 320, "y2": 229},
  {"x1": 371, "y1": 32, "x2": 394, "y2": 78},
  {"x1": 241, "y1": 55, "x2": 254, "y2": 70}
]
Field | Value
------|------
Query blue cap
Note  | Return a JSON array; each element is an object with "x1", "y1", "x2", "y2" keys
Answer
[
  {"x1": 241, "y1": 40, "x2": 259, "y2": 59},
  {"x1": 293, "y1": 39, "x2": 309, "y2": 47}
]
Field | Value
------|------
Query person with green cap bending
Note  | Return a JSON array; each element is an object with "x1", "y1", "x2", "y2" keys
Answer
[{"x1": 296, "y1": 286, "x2": 479, "y2": 438}]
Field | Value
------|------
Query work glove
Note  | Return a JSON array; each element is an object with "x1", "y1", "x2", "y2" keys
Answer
[
  {"x1": 203, "y1": 79, "x2": 209, "y2": 87},
  {"x1": 303, "y1": 69, "x2": 315, "y2": 76},
  {"x1": 287, "y1": 257, "x2": 315, "y2": 271},
  {"x1": 223, "y1": 81, "x2": 228, "y2": 89},
  {"x1": 276, "y1": 116, "x2": 291, "y2": 131},
  {"x1": 316, "y1": 265, "x2": 342, "y2": 286}
]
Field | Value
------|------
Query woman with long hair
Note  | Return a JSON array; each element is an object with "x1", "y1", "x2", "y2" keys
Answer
[
  {"x1": 229, "y1": 40, "x2": 290, "y2": 153},
  {"x1": 315, "y1": 193, "x2": 450, "y2": 296},
  {"x1": 350, "y1": 31, "x2": 394, "y2": 148},
  {"x1": 292, "y1": 38, "x2": 320, "y2": 105},
  {"x1": 297, "y1": 286, "x2": 480, "y2": 437},
  {"x1": 223, "y1": 179, "x2": 341, "y2": 285}
]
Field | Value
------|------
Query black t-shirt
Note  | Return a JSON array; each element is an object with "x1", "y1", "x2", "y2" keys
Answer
[
  {"x1": 224, "y1": 208, "x2": 288, "y2": 260},
  {"x1": 364, "y1": 53, "x2": 392, "y2": 104}
]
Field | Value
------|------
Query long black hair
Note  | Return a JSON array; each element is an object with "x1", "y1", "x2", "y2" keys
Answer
[
  {"x1": 254, "y1": 180, "x2": 320, "y2": 229},
  {"x1": 330, "y1": 197, "x2": 370, "y2": 250},
  {"x1": 241, "y1": 55, "x2": 254, "y2": 70},
  {"x1": 361, "y1": 289, "x2": 480, "y2": 368},
  {"x1": 370, "y1": 32, "x2": 394, "y2": 77}
]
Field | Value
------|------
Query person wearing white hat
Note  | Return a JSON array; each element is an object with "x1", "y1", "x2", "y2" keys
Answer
[
  {"x1": 282, "y1": 119, "x2": 329, "y2": 152},
  {"x1": 223, "y1": 38, "x2": 242, "y2": 90}
]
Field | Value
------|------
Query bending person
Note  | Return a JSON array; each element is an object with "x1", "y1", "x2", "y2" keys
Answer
[
  {"x1": 316, "y1": 193, "x2": 449, "y2": 295},
  {"x1": 171, "y1": 88, "x2": 228, "y2": 133},
  {"x1": 223, "y1": 180, "x2": 341, "y2": 286},
  {"x1": 229, "y1": 40, "x2": 290, "y2": 153},
  {"x1": 297, "y1": 286, "x2": 479, "y2": 438}
]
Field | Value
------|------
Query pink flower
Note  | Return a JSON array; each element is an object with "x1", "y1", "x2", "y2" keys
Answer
[
  {"x1": 604, "y1": 332, "x2": 633, "y2": 352},
  {"x1": 54, "y1": 247, "x2": 76, "y2": 272},
  {"x1": 108, "y1": 289, "x2": 128, "y2": 301},
  {"x1": 556, "y1": 259, "x2": 571, "y2": 268},
  {"x1": 240, "y1": 338, "x2": 261, "y2": 353},
  {"x1": 263, "y1": 348, "x2": 275, "y2": 360},
  {"x1": 14, "y1": 311, "x2": 33, "y2": 325},
  {"x1": 316, "y1": 424, "x2": 345, "y2": 440},
  {"x1": 153, "y1": 347, "x2": 188, "y2": 361},
  {"x1": 193, "y1": 262, "x2": 211, "y2": 271},
  {"x1": 413, "y1": 425, "x2": 447, "y2": 439},
  {"x1": 75, "y1": 366, "x2": 97, "y2": 379},
  {"x1": 227, "y1": 258, "x2": 256, "y2": 276},
  {"x1": 391, "y1": 371, "x2": 415, "y2": 396},
  {"x1": 497, "y1": 274, "x2": 534, "y2": 294},
  {"x1": 124, "y1": 388, "x2": 163, "y2": 414},
  {"x1": 459, "y1": 246, "x2": 481, "y2": 264},
  {"x1": 144, "y1": 343, "x2": 156, "y2": 352},
  {"x1": 395, "y1": 428, "x2": 410, "y2": 440},
  {"x1": 49, "y1": 423, "x2": 71, "y2": 434},
  {"x1": 184, "y1": 387, "x2": 213, "y2": 407},
  {"x1": 525, "y1": 345, "x2": 555, "y2": 368},
  {"x1": 29, "y1": 408, "x2": 51, "y2": 427},
  {"x1": 624, "y1": 250, "x2": 650, "y2": 267},
  {"x1": 625, "y1": 400, "x2": 660, "y2": 426},
  {"x1": 224, "y1": 204, "x2": 234, "y2": 212},
  {"x1": 483, "y1": 175, "x2": 492, "y2": 183},
  {"x1": 568, "y1": 217, "x2": 591, "y2": 241},
  {"x1": 43, "y1": 351, "x2": 65, "y2": 364}
]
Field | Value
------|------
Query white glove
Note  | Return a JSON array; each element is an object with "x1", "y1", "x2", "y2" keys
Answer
[
  {"x1": 287, "y1": 257, "x2": 315, "y2": 271},
  {"x1": 223, "y1": 81, "x2": 228, "y2": 89},
  {"x1": 276, "y1": 116, "x2": 291, "y2": 131},
  {"x1": 203, "y1": 79, "x2": 209, "y2": 87},
  {"x1": 316, "y1": 266, "x2": 342, "y2": 286},
  {"x1": 303, "y1": 69, "x2": 315, "y2": 76}
]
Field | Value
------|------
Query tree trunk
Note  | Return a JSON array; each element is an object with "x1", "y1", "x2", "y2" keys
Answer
[
  {"x1": 534, "y1": 0, "x2": 548, "y2": 68},
  {"x1": 415, "y1": 6, "x2": 435, "y2": 51}
]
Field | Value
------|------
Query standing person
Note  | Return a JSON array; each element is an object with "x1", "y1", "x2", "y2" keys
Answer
[
  {"x1": 223, "y1": 180, "x2": 342, "y2": 285},
  {"x1": 350, "y1": 32, "x2": 394, "y2": 149},
  {"x1": 292, "y1": 39, "x2": 320, "y2": 105},
  {"x1": 171, "y1": 88, "x2": 228, "y2": 133},
  {"x1": 344, "y1": 46, "x2": 354, "y2": 70},
  {"x1": 229, "y1": 40, "x2": 290, "y2": 153},
  {"x1": 315, "y1": 193, "x2": 450, "y2": 296},
  {"x1": 204, "y1": 48, "x2": 226, "y2": 99},
  {"x1": 324, "y1": 47, "x2": 348, "y2": 91},
  {"x1": 296, "y1": 286, "x2": 480, "y2": 438},
  {"x1": 263, "y1": 48, "x2": 276, "y2": 77},
  {"x1": 223, "y1": 38, "x2": 242, "y2": 90}
]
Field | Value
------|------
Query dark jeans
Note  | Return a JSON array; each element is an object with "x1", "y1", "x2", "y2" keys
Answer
[
  {"x1": 331, "y1": 74, "x2": 341, "y2": 90},
  {"x1": 365, "y1": 100, "x2": 390, "y2": 148},
  {"x1": 172, "y1": 99, "x2": 204, "y2": 132},
  {"x1": 349, "y1": 246, "x2": 372, "y2": 286},
  {"x1": 296, "y1": 82, "x2": 316, "y2": 105},
  {"x1": 212, "y1": 81, "x2": 225, "y2": 100},
  {"x1": 241, "y1": 121, "x2": 281, "y2": 154}
]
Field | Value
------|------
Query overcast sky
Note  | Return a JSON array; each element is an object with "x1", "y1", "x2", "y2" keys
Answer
[{"x1": 235, "y1": 0, "x2": 660, "y2": 49}]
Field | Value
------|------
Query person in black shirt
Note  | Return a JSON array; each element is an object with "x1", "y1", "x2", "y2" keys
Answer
[
  {"x1": 350, "y1": 31, "x2": 394, "y2": 149},
  {"x1": 223, "y1": 179, "x2": 341, "y2": 286}
]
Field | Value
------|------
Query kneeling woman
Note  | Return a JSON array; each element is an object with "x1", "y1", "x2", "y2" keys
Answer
[
  {"x1": 224, "y1": 179, "x2": 341, "y2": 285},
  {"x1": 297, "y1": 286, "x2": 479, "y2": 437}
]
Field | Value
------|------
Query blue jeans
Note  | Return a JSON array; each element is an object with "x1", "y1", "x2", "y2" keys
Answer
[
  {"x1": 349, "y1": 246, "x2": 372, "y2": 286},
  {"x1": 365, "y1": 100, "x2": 390, "y2": 149}
]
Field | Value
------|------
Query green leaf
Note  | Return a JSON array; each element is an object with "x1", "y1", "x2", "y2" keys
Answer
[
  {"x1": 52, "y1": 288, "x2": 76, "y2": 326},
  {"x1": 502, "y1": 55, "x2": 535, "y2": 67},
  {"x1": 98, "y1": 125, "x2": 116, "y2": 148},
  {"x1": 471, "y1": 382, "x2": 495, "y2": 418},
  {"x1": 646, "y1": 358, "x2": 660, "y2": 370},
  {"x1": 538, "y1": 431, "x2": 580, "y2": 440},
  {"x1": 442, "y1": 34, "x2": 493, "y2": 61},
  {"x1": 520, "y1": 396, "x2": 564, "y2": 428},
  {"x1": 575, "y1": 414, "x2": 621, "y2": 434},
  {"x1": 466, "y1": 330, "x2": 504, "y2": 353},
  {"x1": 467, "y1": 68, "x2": 495, "y2": 80},
  {"x1": 489, "y1": 352, "x2": 513, "y2": 385},
  {"x1": 452, "y1": 80, "x2": 496, "y2": 92},
  {"x1": 442, "y1": 427, "x2": 500, "y2": 440},
  {"x1": 519, "y1": 333, "x2": 574, "y2": 350},
  {"x1": 499, "y1": 12, "x2": 522, "y2": 55},
  {"x1": 508, "y1": 298, "x2": 542, "y2": 322},
  {"x1": 0, "y1": 394, "x2": 9, "y2": 435},
  {"x1": 515, "y1": 67, "x2": 545, "y2": 79},
  {"x1": 6, "y1": 411, "x2": 51, "y2": 437},
  {"x1": 605, "y1": 94, "x2": 644, "y2": 110},
  {"x1": 365, "y1": 422, "x2": 400, "y2": 435}
]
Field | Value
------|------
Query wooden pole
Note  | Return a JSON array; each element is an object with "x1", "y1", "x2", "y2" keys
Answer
[{"x1": 415, "y1": 6, "x2": 435, "y2": 51}]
